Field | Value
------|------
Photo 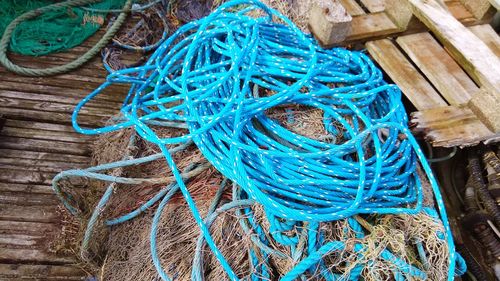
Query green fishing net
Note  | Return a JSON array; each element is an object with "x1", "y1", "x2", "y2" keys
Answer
[{"x1": 0, "y1": 0, "x2": 125, "y2": 56}]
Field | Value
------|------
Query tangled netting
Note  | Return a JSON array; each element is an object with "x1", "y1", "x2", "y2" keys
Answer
[
  {"x1": 0, "y1": 0, "x2": 124, "y2": 56},
  {"x1": 56, "y1": 0, "x2": 467, "y2": 280}
]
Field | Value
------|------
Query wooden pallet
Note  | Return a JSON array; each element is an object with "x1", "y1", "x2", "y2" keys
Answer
[
  {"x1": 366, "y1": 0, "x2": 500, "y2": 147},
  {"x1": 0, "y1": 32, "x2": 128, "y2": 280},
  {"x1": 313, "y1": 0, "x2": 495, "y2": 45}
]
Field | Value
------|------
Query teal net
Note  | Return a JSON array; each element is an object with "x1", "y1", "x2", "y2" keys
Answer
[{"x1": 0, "y1": 0, "x2": 125, "y2": 56}]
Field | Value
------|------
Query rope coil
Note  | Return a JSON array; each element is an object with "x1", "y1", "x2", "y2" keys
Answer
[{"x1": 59, "y1": 0, "x2": 466, "y2": 279}]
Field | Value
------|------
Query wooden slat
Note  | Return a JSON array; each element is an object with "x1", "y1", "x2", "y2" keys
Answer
[
  {"x1": 0, "y1": 168, "x2": 54, "y2": 185},
  {"x1": 0, "y1": 204, "x2": 60, "y2": 223},
  {"x1": 346, "y1": 12, "x2": 399, "y2": 42},
  {"x1": 0, "y1": 183, "x2": 54, "y2": 194},
  {"x1": 459, "y1": 0, "x2": 494, "y2": 19},
  {"x1": 339, "y1": 0, "x2": 366, "y2": 15},
  {"x1": 0, "y1": 191, "x2": 59, "y2": 206},
  {"x1": 411, "y1": 105, "x2": 500, "y2": 147},
  {"x1": 0, "y1": 264, "x2": 85, "y2": 280},
  {"x1": 0, "y1": 158, "x2": 86, "y2": 173},
  {"x1": 469, "y1": 24, "x2": 500, "y2": 57},
  {"x1": 408, "y1": 0, "x2": 500, "y2": 93},
  {"x1": 366, "y1": 39, "x2": 447, "y2": 110},
  {"x1": 0, "y1": 106, "x2": 106, "y2": 126},
  {"x1": 2, "y1": 127, "x2": 91, "y2": 144},
  {"x1": 0, "y1": 249, "x2": 75, "y2": 264},
  {"x1": 396, "y1": 32, "x2": 478, "y2": 105},
  {"x1": 359, "y1": 0, "x2": 385, "y2": 12},
  {"x1": 0, "y1": 149, "x2": 89, "y2": 164},
  {"x1": 0, "y1": 137, "x2": 91, "y2": 156}
]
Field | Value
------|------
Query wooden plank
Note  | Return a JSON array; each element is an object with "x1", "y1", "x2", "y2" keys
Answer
[
  {"x1": 0, "y1": 96, "x2": 117, "y2": 117},
  {"x1": 0, "y1": 149, "x2": 89, "y2": 164},
  {"x1": 411, "y1": 105, "x2": 500, "y2": 147},
  {"x1": 0, "y1": 81, "x2": 127, "y2": 104},
  {"x1": 0, "y1": 191, "x2": 60, "y2": 206},
  {"x1": 469, "y1": 24, "x2": 500, "y2": 57},
  {"x1": 0, "y1": 204, "x2": 60, "y2": 223},
  {"x1": 0, "y1": 221, "x2": 60, "y2": 234},
  {"x1": 0, "y1": 106, "x2": 106, "y2": 127},
  {"x1": 366, "y1": 39, "x2": 447, "y2": 110},
  {"x1": 408, "y1": 0, "x2": 500, "y2": 94},
  {"x1": 0, "y1": 90, "x2": 122, "y2": 111},
  {"x1": 468, "y1": 89, "x2": 500, "y2": 132},
  {"x1": 2, "y1": 127, "x2": 91, "y2": 144},
  {"x1": 396, "y1": 32, "x2": 478, "y2": 105},
  {"x1": 0, "y1": 249, "x2": 75, "y2": 264},
  {"x1": 339, "y1": 0, "x2": 366, "y2": 15},
  {"x1": 0, "y1": 158, "x2": 86, "y2": 173},
  {"x1": 0, "y1": 168, "x2": 54, "y2": 185},
  {"x1": 459, "y1": 0, "x2": 494, "y2": 19},
  {"x1": 359, "y1": 0, "x2": 385, "y2": 12},
  {"x1": 309, "y1": 0, "x2": 352, "y2": 46},
  {"x1": 0, "y1": 264, "x2": 84, "y2": 280},
  {"x1": 346, "y1": 12, "x2": 399, "y2": 42},
  {"x1": 0, "y1": 137, "x2": 91, "y2": 156},
  {"x1": 0, "y1": 183, "x2": 54, "y2": 194}
]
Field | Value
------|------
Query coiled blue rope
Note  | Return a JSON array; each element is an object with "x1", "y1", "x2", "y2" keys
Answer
[{"x1": 64, "y1": 0, "x2": 466, "y2": 279}]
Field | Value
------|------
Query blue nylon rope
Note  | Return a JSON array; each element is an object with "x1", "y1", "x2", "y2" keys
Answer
[{"x1": 63, "y1": 0, "x2": 466, "y2": 279}]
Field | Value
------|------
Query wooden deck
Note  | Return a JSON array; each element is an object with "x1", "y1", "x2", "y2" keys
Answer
[
  {"x1": 0, "y1": 0, "x2": 497, "y2": 279},
  {"x1": 0, "y1": 34, "x2": 127, "y2": 280}
]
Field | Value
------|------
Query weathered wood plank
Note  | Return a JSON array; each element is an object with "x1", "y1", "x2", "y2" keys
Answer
[
  {"x1": 0, "y1": 137, "x2": 91, "y2": 156},
  {"x1": 0, "y1": 96, "x2": 117, "y2": 117},
  {"x1": 2, "y1": 127, "x2": 91, "y2": 144},
  {"x1": 0, "y1": 249, "x2": 75, "y2": 264},
  {"x1": 469, "y1": 24, "x2": 500, "y2": 57},
  {"x1": 366, "y1": 39, "x2": 447, "y2": 110},
  {"x1": 0, "y1": 106, "x2": 106, "y2": 127},
  {"x1": 359, "y1": 0, "x2": 385, "y2": 12},
  {"x1": 468, "y1": 89, "x2": 500, "y2": 132},
  {"x1": 0, "y1": 183, "x2": 54, "y2": 194},
  {"x1": 0, "y1": 90, "x2": 122, "y2": 111},
  {"x1": 0, "y1": 264, "x2": 85, "y2": 280},
  {"x1": 0, "y1": 203, "x2": 60, "y2": 223},
  {"x1": 0, "y1": 220, "x2": 60, "y2": 234},
  {"x1": 411, "y1": 105, "x2": 500, "y2": 147},
  {"x1": 459, "y1": 0, "x2": 494, "y2": 19},
  {"x1": 0, "y1": 168, "x2": 54, "y2": 185},
  {"x1": 0, "y1": 191, "x2": 60, "y2": 206},
  {"x1": 0, "y1": 149, "x2": 89, "y2": 164},
  {"x1": 339, "y1": 0, "x2": 366, "y2": 15},
  {"x1": 0, "y1": 158, "x2": 86, "y2": 173},
  {"x1": 346, "y1": 12, "x2": 399, "y2": 42},
  {"x1": 396, "y1": 32, "x2": 478, "y2": 105},
  {"x1": 309, "y1": 0, "x2": 352, "y2": 46},
  {"x1": 408, "y1": 0, "x2": 500, "y2": 94}
]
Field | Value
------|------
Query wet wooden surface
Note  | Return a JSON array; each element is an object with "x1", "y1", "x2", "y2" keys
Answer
[{"x1": 0, "y1": 33, "x2": 127, "y2": 280}]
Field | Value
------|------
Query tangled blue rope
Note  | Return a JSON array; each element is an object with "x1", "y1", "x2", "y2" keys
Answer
[{"x1": 62, "y1": 0, "x2": 466, "y2": 279}]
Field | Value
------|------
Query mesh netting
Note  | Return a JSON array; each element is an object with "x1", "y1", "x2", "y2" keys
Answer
[{"x1": 0, "y1": 0, "x2": 124, "y2": 56}]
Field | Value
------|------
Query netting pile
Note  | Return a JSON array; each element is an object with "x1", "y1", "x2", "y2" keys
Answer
[
  {"x1": 0, "y1": 0, "x2": 124, "y2": 56},
  {"x1": 53, "y1": 0, "x2": 467, "y2": 280}
]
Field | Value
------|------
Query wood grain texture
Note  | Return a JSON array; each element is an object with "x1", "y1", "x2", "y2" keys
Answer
[
  {"x1": 366, "y1": 39, "x2": 447, "y2": 110},
  {"x1": 469, "y1": 24, "x2": 500, "y2": 56},
  {"x1": 396, "y1": 32, "x2": 478, "y2": 105},
  {"x1": 459, "y1": 0, "x2": 493, "y2": 19},
  {"x1": 360, "y1": 0, "x2": 385, "y2": 12},
  {"x1": 339, "y1": 0, "x2": 366, "y2": 15},
  {"x1": 411, "y1": 105, "x2": 500, "y2": 147},
  {"x1": 408, "y1": 0, "x2": 500, "y2": 93}
]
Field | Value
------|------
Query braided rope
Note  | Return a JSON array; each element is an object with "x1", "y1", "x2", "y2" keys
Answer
[
  {"x1": 60, "y1": 0, "x2": 467, "y2": 279},
  {"x1": 0, "y1": 0, "x2": 132, "y2": 76}
]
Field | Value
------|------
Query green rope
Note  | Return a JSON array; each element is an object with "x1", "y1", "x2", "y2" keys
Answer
[{"x1": 0, "y1": 0, "x2": 132, "y2": 76}]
